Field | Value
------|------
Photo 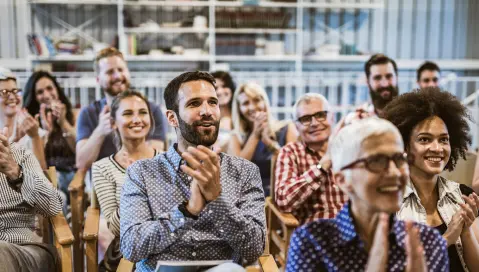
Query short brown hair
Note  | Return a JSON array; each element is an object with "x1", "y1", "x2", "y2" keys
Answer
[
  {"x1": 364, "y1": 53, "x2": 398, "y2": 79},
  {"x1": 94, "y1": 47, "x2": 124, "y2": 74}
]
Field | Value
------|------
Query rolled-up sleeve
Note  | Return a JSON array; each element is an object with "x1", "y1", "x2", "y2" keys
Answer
[
  {"x1": 119, "y1": 162, "x2": 196, "y2": 262},
  {"x1": 207, "y1": 161, "x2": 266, "y2": 264}
]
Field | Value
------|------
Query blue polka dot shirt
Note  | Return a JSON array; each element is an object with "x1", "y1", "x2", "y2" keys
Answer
[
  {"x1": 120, "y1": 144, "x2": 266, "y2": 272},
  {"x1": 286, "y1": 202, "x2": 449, "y2": 272}
]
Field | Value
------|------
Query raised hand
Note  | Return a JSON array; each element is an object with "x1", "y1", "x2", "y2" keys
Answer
[
  {"x1": 97, "y1": 105, "x2": 113, "y2": 136},
  {"x1": 186, "y1": 180, "x2": 206, "y2": 216},
  {"x1": 365, "y1": 213, "x2": 389, "y2": 272},
  {"x1": 180, "y1": 145, "x2": 221, "y2": 203},
  {"x1": 460, "y1": 194, "x2": 479, "y2": 230},
  {"x1": 18, "y1": 109, "x2": 40, "y2": 138},
  {"x1": 405, "y1": 221, "x2": 427, "y2": 272},
  {"x1": 443, "y1": 210, "x2": 465, "y2": 246},
  {"x1": 50, "y1": 100, "x2": 67, "y2": 127},
  {"x1": 39, "y1": 103, "x2": 53, "y2": 132},
  {"x1": 252, "y1": 111, "x2": 267, "y2": 138},
  {"x1": 0, "y1": 127, "x2": 21, "y2": 179}
]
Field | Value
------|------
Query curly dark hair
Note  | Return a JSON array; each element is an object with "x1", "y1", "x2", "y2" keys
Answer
[{"x1": 384, "y1": 87, "x2": 472, "y2": 171}]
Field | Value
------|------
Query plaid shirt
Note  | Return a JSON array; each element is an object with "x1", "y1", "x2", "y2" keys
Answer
[{"x1": 274, "y1": 141, "x2": 347, "y2": 224}]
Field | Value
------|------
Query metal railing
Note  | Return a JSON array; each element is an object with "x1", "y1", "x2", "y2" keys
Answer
[{"x1": 14, "y1": 71, "x2": 479, "y2": 149}]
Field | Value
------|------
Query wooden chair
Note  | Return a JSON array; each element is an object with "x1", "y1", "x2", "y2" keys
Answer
[
  {"x1": 264, "y1": 154, "x2": 300, "y2": 269},
  {"x1": 42, "y1": 166, "x2": 75, "y2": 272},
  {"x1": 68, "y1": 169, "x2": 88, "y2": 272}
]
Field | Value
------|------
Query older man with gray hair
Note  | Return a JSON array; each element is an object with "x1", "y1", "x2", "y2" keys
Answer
[
  {"x1": 275, "y1": 93, "x2": 347, "y2": 224},
  {"x1": 286, "y1": 117, "x2": 449, "y2": 271}
]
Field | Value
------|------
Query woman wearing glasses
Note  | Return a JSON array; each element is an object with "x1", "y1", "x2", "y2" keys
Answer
[
  {"x1": 286, "y1": 118, "x2": 449, "y2": 271},
  {"x1": 0, "y1": 68, "x2": 47, "y2": 170},
  {"x1": 23, "y1": 71, "x2": 76, "y2": 206},
  {"x1": 385, "y1": 87, "x2": 479, "y2": 271},
  {"x1": 228, "y1": 82, "x2": 297, "y2": 196}
]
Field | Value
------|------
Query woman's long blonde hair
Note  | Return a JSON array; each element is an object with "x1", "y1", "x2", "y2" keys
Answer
[{"x1": 231, "y1": 82, "x2": 285, "y2": 144}]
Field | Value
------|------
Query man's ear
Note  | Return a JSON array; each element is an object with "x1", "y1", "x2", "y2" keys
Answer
[
  {"x1": 333, "y1": 171, "x2": 352, "y2": 195},
  {"x1": 166, "y1": 110, "x2": 179, "y2": 128}
]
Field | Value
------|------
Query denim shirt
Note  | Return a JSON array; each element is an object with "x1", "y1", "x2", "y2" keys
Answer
[{"x1": 397, "y1": 176, "x2": 469, "y2": 272}]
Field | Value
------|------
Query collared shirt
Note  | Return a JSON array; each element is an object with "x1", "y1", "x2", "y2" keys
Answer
[
  {"x1": 286, "y1": 202, "x2": 449, "y2": 272},
  {"x1": 0, "y1": 143, "x2": 63, "y2": 244},
  {"x1": 120, "y1": 145, "x2": 266, "y2": 272},
  {"x1": 275, "y1": 141, "x2": 347, "y2": 223},
  {"x1": 397, "y1": 176, "x2": 470, "y2": 271}
]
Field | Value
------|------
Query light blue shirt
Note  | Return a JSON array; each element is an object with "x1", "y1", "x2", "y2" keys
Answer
[{"x1": 120, "y1": 144, "x2": 266, "y2": 272}]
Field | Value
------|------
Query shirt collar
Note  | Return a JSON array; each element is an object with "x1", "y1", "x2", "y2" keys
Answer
[
  {"x1": 403, "y1": 176, "x2": 455, "y2": 202},
  {"x1": 336, "y1": 201, "x2": 401, "y2": 246},
  {"x1": 166, "y1": 143, "x2": 185, "y2": 171},
  {"x1": 299, "y1": 139, "x2": 323, "y2": 157}
]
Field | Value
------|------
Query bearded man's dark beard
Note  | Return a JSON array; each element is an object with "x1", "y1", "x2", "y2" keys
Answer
[
  {"x1": 177, "y1": 115, "x2": 220, "y2": 146},
  {"x1": 369, "y1": 85, "x2": 399, "y2": 111}
]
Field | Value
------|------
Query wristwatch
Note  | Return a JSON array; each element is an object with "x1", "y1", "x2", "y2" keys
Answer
[
  {"x1": 178, "y1": 201, "x2": 199, "y2": 220},
  {"x1": 7, "y1": 164, "x2": 24, "y2": 186}
]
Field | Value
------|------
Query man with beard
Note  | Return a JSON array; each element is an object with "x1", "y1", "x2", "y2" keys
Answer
[
  {"x1": 76, "y1": 47, "x2": 166, "y2": 170},
  {"x1": 119, "y1": 72, "x2": 266, "y2": 272},
  {"x1": 342, "y1": 54, "x2": 399, "y2": 127}
]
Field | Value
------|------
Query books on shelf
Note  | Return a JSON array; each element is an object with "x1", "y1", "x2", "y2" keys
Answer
[
  {"x1": 127, "y1": 34, "x2": 137, "y2": 56},
  {"x1": 27, "y1": 34, "x2": 57, "y2": 56}
]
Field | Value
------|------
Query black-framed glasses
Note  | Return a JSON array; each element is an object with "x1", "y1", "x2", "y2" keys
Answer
[
  {"x1": 0, "y1": 88, "x2": 21, "y2": 98},
  {"x1": 340, "y1": 152, "x2": 408, "y2": 173},
  {"x1": 296, "y1": 111, "x2": 328, "y2": 126}
]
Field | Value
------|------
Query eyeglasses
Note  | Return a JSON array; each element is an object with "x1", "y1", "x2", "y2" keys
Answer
[
  {"x1": 296, "y1": 111, "x2": 328, "y2": 126},
  {"x1": 340, "y1": 152, "x2": 408, "y2": 173},
  {"x1": 0, "y1": 88, "x2": 21, "y2": 98}
]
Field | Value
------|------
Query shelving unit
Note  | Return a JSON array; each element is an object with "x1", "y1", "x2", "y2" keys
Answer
[{"x1": 24, "y1": 0, "x2": 393, "y2": 73}]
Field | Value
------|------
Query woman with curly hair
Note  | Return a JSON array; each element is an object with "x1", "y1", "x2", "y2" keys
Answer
[{"x1": 384, "y1": 87, "x2": 479, "y2": 271}]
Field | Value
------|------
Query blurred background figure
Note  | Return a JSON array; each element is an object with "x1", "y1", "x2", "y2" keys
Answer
[
  {"x1": 417, "y1": 61, "x2": 441, "y2": 89},
  {"x1": 23, "y1": 71, "x2": 76, "y2": 212},
  {"x1": 229, "y1": 82, "x2": 297, "y2": 196},
  {"x1": 211, "y1": 71, "x2": 235, "y2": 152}
]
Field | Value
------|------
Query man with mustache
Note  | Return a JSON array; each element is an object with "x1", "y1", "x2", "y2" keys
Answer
[
  {"x1": 275, "y1": 93, "x2": 347, "y2": 224},
  {"x1": 342, "y1": 54, "x2": 399, "y2": 127},
  {"x1": 120, "y1": 72, "x2": 265, "y2": 271},
  {"x1": 76, "y1": 47, "x2": 167, "y2": 170}
]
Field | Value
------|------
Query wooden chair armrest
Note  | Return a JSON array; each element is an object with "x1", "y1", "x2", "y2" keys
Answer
[
  {"x1": 265, "y1": 198, "x2": 300, "y2": 227},
  {"x1": 68, "y1": 169, "x2": 87, "y2": 193},
  {"x1": 50, "y1": 213, "x2": 74, "y2": 245},
  {"x1": 116, "y1": 258, "x2": 134, "y2": 272},
  {"x1": 259, "y1": 254, "x2": 279, "y2": 272},
  {"x1": 83, "y1": 207, "x2": 100, "y2": 241}
]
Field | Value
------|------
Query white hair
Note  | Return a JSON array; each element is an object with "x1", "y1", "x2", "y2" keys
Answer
[
  {"x1": 330, "y1": 117, "x2": 403, "y2": 172},
  {"x1": 293, "y1": 93, "x2": 329, "y2": 120}
]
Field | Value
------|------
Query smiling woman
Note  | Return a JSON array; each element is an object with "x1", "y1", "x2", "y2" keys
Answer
[
  {"x1": 385, "y1": 87, "x2": 479, "y2": 272},
  {"x1": 92, "y1": 90, "x2": 159, "y2": 271}
]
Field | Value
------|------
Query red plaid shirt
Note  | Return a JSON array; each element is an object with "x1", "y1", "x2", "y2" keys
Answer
[{"x1": 274, "y1": 141, "x2": 348, "y2": 224}]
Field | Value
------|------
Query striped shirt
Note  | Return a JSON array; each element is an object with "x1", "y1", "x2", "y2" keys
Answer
[
  {"x1": 0, "y1": 142, "x2": 63, "y2": 244},
  {"x1": 275, "y1": 141, "x2": 347, "y2": 224},
  {"x1": 92, "y1": 150, "x2": 159, "y2": 237}
]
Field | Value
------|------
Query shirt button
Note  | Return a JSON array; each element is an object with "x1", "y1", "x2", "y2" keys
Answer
[
  {"x1": 192, "y1": 252, "x2": 196, "y2": 257},
  {"x1": 170, "y1": 233, "x2": 175, "y2": 237},
  {"x1": 219, "y1": 229, "x2": 224, "y2": 233},
  {"x1": 208, "y1": 210, "x2": 213, "y2": 214}
]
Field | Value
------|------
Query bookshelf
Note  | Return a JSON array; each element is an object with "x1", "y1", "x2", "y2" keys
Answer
[{"x1": 25, "y1": 0, "x2": 389, "y2": 72}]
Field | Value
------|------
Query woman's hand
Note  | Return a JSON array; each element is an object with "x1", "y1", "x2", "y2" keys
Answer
[
  {"x1": 443, "y1": 210, "x2": 465, "y2": 246},
  {"x1": 18, "y1": 109, "x2": 40, "y2": 138},
  {"x1": 460, "y1": 193, "x2": 479, "y2": 232},
  {"x1": 365, "y1": 213, "x2": 389, "y2": 272},
  {"x1": 51, "y1": 100, "x2": 67, "y2": 127},
  {"x1": 252, "y1": 112, "x2": 267, "y2": 138},
  {"x1": 39, "y1": 103, "x2": 54, "y2": 132}
]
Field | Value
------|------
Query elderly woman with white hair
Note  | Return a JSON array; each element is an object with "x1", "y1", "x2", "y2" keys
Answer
[
  {"x1": 228, "y1": 82, "x2": 297, "y2": 196},
  {"x1": 286, "y1": 118, "x2": 449, "y2": 272}
]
